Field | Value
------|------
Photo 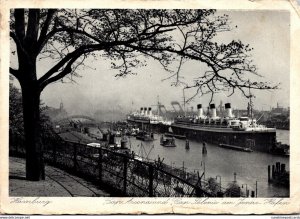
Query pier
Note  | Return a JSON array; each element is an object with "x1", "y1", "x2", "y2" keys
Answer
[{"x1": 268, "y1": 162, "x2": 289, "y2": 187}]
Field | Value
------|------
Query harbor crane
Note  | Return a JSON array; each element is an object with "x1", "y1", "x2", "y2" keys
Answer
[
  {"x1": 171, "y1": 101, "x2": 184, "y2": 113},
  {"x1": 152, "y1": 95, "x2": 168, "y2": 116}
]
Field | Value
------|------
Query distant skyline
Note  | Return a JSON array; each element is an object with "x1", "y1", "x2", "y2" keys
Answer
[{"x1": 11, "y1": 10, "x2": 290, "y2": 116}]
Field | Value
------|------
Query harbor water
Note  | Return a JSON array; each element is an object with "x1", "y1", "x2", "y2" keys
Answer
[
  {"x1": 276, "y1": 129, "x2": 289, "y2": 145},
  {"x1": 126, "y1": 129, "x2": 290, "y2": 197}
]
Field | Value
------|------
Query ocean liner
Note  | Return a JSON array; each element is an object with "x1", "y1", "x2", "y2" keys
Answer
[
  {"x1": 170, "y1": 103, "x2": 280, "y2": 153},
  {"x1": 127, "y1": 107, "x2": 172, "y2": 132}
]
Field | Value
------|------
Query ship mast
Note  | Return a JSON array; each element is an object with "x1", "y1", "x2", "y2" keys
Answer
[
  {"x1": 183, "y1": 88, "x2": 186, "y2": 117},
  {"x1": 248, "y1": 81, "x2": 254, "y2": 125},
  {"x1": 157, "y1": 95, "x2": 160, "y2": 117}
]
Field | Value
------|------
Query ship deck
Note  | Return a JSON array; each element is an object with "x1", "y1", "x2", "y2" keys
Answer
[
  {"x1": 127, "y1": 118, "x2": 150, "y2": 124},
  {"x1": 171, "y1": 123, "x2": 276, "y2": 134}
]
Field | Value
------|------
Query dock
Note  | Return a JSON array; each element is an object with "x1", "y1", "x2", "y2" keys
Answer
[
  {"x1": 164, "y1": 132, "x2": 186, "y2": 139},
  {"x1": 219, "y1": 143, "x2": 253, "y2": 152}
]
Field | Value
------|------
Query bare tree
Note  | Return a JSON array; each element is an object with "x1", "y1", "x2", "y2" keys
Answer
[{"x1": 10, "y1": 9, "x2": 277, "y2": 180}]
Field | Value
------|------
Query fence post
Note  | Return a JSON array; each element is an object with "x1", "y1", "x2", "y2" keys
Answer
[
  {"x1": 148, "y1": 165, "x2": 154, "y2": 197},
  {"x1": 123, "y1": 156, "x2": 128, "y2": 195},
  {"x1": 53, "y1": 141, "x2": 57, "y2": 164},
  {"x1": 268, "y1": 165, "x2": 271, "y2": 183},
  {"x1": 73, "y1": 143, "x2": 77, "y2": 172},
  {"x1": 62, "y1": 141, "x2": 66, "y2": 167},
  {"x1": 195, "y1": 187, "x2": 204, "y2": 197},
  {"x1": 41, "y1": 155, "x2": 45, "y2": 180},
  {"x1": 15, "y1": 134, "x2": 19, "y2": 154},
  {"x1": 98, "y1": 148, "x2": 103, "y2": 182}
]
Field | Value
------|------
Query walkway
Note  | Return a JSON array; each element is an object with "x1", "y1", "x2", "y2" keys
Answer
[{"x1": 9, "y1": 157, "x2": 110, "y2": 197}]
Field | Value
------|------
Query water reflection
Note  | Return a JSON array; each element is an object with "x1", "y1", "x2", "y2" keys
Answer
[{"x1": 125, "y1": 131, "x2": 289, "y2": 197}]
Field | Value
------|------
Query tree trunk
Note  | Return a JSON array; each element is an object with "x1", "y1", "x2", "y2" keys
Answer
[{"x1": 21, "y1": 83, "x2": 45, "y2": 181}]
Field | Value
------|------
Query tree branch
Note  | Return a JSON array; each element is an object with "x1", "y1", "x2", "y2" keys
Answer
[
  {"x1": 10, "y1": 31, "x2": 30, "y2": 57},
  {"x1": 10, "y1": 67, "x2": 20, "y2": 80},
  {"x1": 14, "y1": 9, "x2": 25, "y2": 43},
  {"x1": 25, "y1": 9, "x2": 40, "y2": 49},
  {"x1": 38, "y1": 45, "x2": 101, "y2": 84},
  {"x1": 38, "y1": 35, "x2": 149, "y2": 85},
  {"x1": 36, "y1": 9, "x2": 57, "y2": 54},
  {"x1": 39, "y1": 54, "x2": 83, "y2": 91}
]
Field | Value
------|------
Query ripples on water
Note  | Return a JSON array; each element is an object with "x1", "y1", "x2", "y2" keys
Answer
[{"x1": 125, "y1": 129, "x2": 290, "y2": 197}]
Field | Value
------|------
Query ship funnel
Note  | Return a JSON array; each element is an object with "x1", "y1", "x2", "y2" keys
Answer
[
  {"x1": 140, "y1": 107, "x2": 144, "y2": 115},
  {"x1": 144, "y1": 107, "x2": 148, "y2": 116},
  {"x1": 197, "y1": 104, "x2": 203, "y2": 118},
  {"x1": 148, "y1": 107, "x2": 152, "y2": 116},
  {"x1": 210, "y1": 104, "x2": 217, "y2": 118},
  {"x1": 225, "y1": 103, "x2": 233, "y2": 117}
]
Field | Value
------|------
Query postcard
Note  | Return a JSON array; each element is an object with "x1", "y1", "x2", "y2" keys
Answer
[{"x1": 1, "y1": 0, "x2": 300, "y2": 215}]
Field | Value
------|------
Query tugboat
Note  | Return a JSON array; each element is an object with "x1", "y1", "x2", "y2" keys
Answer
[
  {"x1": 106, "y1": 134, "x2": 131, "y2": 154},
  {"x1": 164, "y1": 132, "x2": 186, "y2": 139},
  {"x1": 136, "y1": 131, "x2": 154, "y2": 141},
  {"x1": 160, "y1": 135, "x2": 176, "y2": 147}
]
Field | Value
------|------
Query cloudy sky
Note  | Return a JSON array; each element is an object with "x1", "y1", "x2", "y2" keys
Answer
[{"x1": 11, "y1": 10, "x2": 290, "y2": 116}]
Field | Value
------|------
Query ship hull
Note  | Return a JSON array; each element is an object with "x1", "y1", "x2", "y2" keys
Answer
[
  {"x1": 171, "y1": 124, "x2": 276, "y2": 153},
  {"x1": 127, "y1": 119, "x2": 169, "y2": 133}
]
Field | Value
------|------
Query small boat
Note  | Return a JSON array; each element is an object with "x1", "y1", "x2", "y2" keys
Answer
[
  {"x1": 160, "y1": 135, "x2": 176, "y2": 147},
  {"x1": 130, "y1": 128, "x2": 139, "y2": 136},
  {"x1": 136, "y1": 131, "x2": 154, "y2": 141},
  {"x1": 219, "y1": 143, "x2": 253, "y2": 152},
  {"x1": 164, "y1": 132, "x2": 186, "y2": 139},
  {"x1": 115, "y1": 130, "x2": 122, "y2": 137},
  {"x1": 270, "y1": 141, "x2": 290, "y2": 156}
]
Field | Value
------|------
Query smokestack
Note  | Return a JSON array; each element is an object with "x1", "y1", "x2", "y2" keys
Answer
[
  {"x1": 140, "y1": 107, "x2": 144, "y2": 115},
  {"x1": 210, "y1": 104, "x2": 217, "y2": 118},
  {"x1": 225, "y1": 103, "x2": 233, "y2": 117},
  {"x1": 148, "y1": 107, "x2": 152, "y2": 116},
  {"x1": 144, "y1": 107, "x2": 148, "y2": 116},
  {"x1": 197, "y1": 104, "x2": 203, "y2": 118}
]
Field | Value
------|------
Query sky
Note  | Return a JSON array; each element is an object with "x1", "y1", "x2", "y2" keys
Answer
[{"x1": 11, "y1": 10, "x2": 290, "y2": 116}]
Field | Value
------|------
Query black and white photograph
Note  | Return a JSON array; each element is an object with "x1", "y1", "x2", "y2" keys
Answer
[{"x1": 2, "y1": 0, "x2": 300, "y2": 215}]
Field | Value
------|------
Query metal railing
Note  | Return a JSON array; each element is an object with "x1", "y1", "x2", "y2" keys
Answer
[
  {"x1": 48, "y1": 140, "x2": 214, "y2": 197},
  {"x1": 10, "y1": 134, "x2": 214, "y2": 197}
]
